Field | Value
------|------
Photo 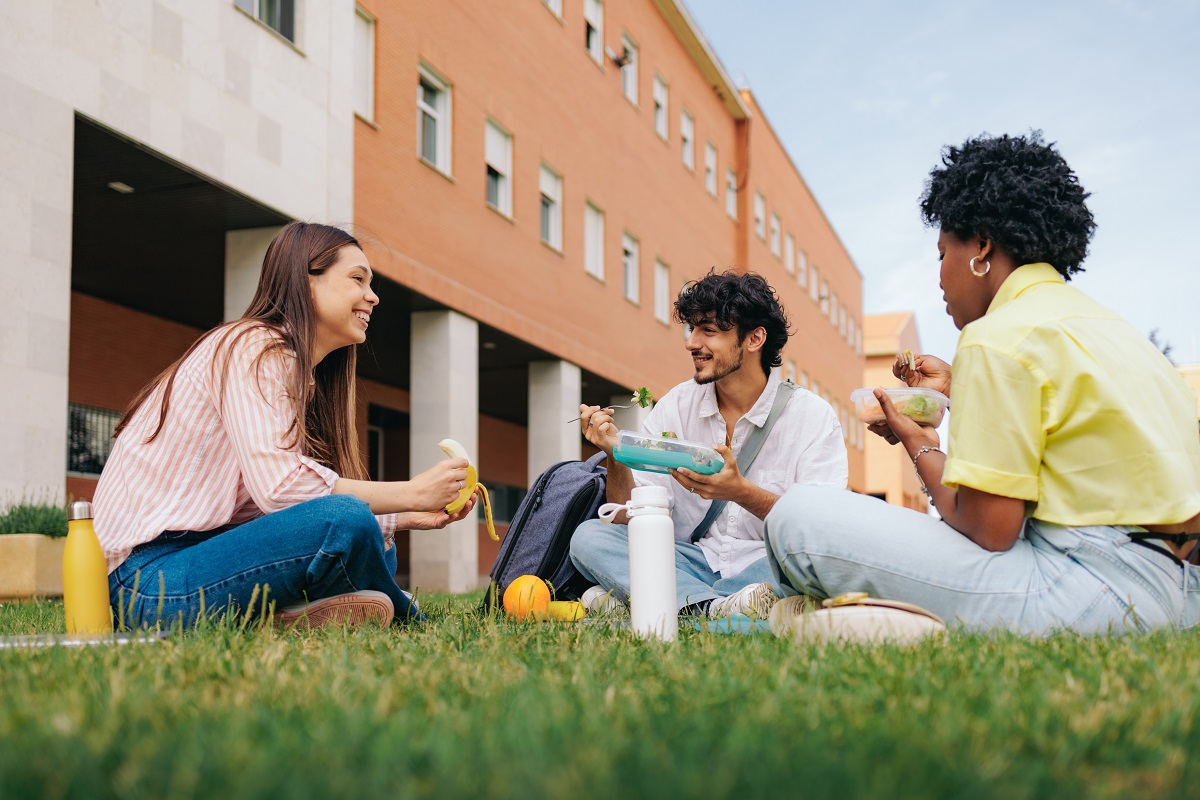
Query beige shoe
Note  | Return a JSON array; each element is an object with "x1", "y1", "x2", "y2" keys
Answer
[
  {"x1": 274, "y1": 590, "x2": 394, "y2": 630},
  {"x1": 767, "y1": 594, "x2": 821, "y2": 637},
  {"x1": 708, "y1": 582, "x2": 780, "y2": 619}
]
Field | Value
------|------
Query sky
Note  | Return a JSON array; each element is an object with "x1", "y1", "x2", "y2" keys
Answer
[{"x1": 683, "y1": 0, "x2": 1200, "y2": 367}]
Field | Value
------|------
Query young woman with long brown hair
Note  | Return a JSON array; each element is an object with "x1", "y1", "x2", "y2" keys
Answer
[{"x1": 94, "y1": 222, "x2": 471, "y2": 629}]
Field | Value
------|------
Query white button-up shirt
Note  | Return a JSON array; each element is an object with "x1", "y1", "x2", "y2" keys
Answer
[{"x1": 632, "y1": 370, "x2": 848, "y2": 578}]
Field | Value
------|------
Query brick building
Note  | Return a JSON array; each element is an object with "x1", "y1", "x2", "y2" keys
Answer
[{"x1": 2, "y1": 0, "x2": 873, "y2": 592}]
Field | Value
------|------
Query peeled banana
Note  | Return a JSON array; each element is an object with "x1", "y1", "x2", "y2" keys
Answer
[{"x1": 436, "y1": 438, "x2": 498, "y2": 541}]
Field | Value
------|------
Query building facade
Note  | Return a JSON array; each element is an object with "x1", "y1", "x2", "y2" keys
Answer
[
  {"x1": 1, "y1": 0, "x2": 355, "y2": 500},
  {"x1": 2, "y1": 0, "x2": 871, "y2": 592},
  {"x1": 351, "y1": 0, "x2": 866, "y2": 589}
]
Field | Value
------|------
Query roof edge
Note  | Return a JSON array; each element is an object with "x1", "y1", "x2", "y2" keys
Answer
[{"x1": 652, "y1": 0, "x2": 749, "y2": 120}]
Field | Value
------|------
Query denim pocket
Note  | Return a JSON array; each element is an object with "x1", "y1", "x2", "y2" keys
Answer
[{"x1": 1065, "y1": 584, "x2": 1147, "y2": 634}]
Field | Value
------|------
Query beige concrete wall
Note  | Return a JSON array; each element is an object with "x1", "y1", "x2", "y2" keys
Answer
[{"x1": 0, "y1": 0, "x2": 355, "y2": 498}]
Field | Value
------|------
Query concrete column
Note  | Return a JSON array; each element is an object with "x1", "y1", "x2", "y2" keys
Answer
[
  {"x1": 409, "y1": 310, "x2": 478, "y2": 593},
  {"x1": 527, "y1": 360, "x2": 582, "y2": 486},
  {"x1": 0, "y1": 87, "x2": 72, "y2": 501},
  {"x1": 224, "y1": 226, "x2": 282, "y2": 322},
  {"x1": 611, "y1": 393, "x2": 652, "y2": 433}
]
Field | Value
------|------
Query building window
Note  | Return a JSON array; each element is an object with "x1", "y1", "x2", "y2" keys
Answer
[
  {"x1": 797, "y1": 248, "x2": 808, "y2": 289},
  {"x1": 353, "y1": 7, "x2": 375, "y2": 121},
  {"x1": 840, "y1": 303, "x2": 848, "y2": 337},
  {"x1": 67, "y1": 403, "x2": 120, "y2": 476},
  {"x1": 726, "y1": 169, "x2": 737, "y2": 219},
  {"x1": 235, "y1": 0, "x2": 295, "y2": 42},
  {"x1": 820, "y1": 279, "x2": 830, "y2": 316},
  {"x1": 543, "y1": 0, "x2": 562, "y2": 18},
  {"x1": 585, "y1": 202, "x2": 604, "y2": 280},
  {"x1": 856, "y1": 327, "x2": 863, "y2": 355},
  {"x1": 654, "y1": 259, "x2": 670, "y2": 324},
  {"x1": 754, "y1": 192, "x2": 765, "y2": 239},
  {"x1": 830, "y1": 292, "x2": 839, "y2": 327},
  {"x1": 810, "y1": 265, "x2": 820, "y2": 303},
  {"x1": 418, "y1": 66, "x2": 452, "y2": 174},
  {"x1": 770, "y1": 213, "x2": 781, "y2": 257},
  {"x1": 622, "y1": 233, "x2": 640, "y2": 304},
  {"x1": 485, "y1": 121, "x2": 512, "y2": 217},
  {"x1": 784, "y1": 232, "x2": 795, "y2": 274},
  {"x1": 786, "y1": 359, "x2": 797, "y2": 383},
  {"x1": 704, "y1": 142, "x2": 717, "y2": 196},
  {"x1": 584, "y1": 0, "x2": 603, "y2": 64},
  {"x1": 680, "y1": 110, "x2": 694, "y2": 170},
  {"x1": 621, "y1": 35, "x2": 638, "y2": 104},
  {"x1": 366, "y1": 424, "x2": 384, "y2": 481},
  {"x1": 540, "y1": 166, "x2": 562, "y2": 251},
  {"x1": 800, "y1": 370, "x2": 809, "y2": 390},
  {"x1": 653, "y1": 76, "x2": 668, "y2": 140}
]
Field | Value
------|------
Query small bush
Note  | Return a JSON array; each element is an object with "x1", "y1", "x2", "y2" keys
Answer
[{"x1": 0, "y1": 495, "x2": 69, "y2": 537}]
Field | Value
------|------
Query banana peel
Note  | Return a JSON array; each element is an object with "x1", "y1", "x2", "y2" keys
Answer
[
  {"x1": 437, "y1": 438, "x2": 498, "y2": 541},
  {"x1": 546, "y1": 600, "x2": 586, "y2": 622}
]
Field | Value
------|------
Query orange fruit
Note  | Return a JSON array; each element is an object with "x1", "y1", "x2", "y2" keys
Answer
[{"x1": 503, "y1": 575, "x2": 551, "y2": 621}]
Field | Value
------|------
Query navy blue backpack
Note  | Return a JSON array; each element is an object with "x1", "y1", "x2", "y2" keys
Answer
[{"x1": 483, "y1": 452, "x2": 607, "y2": 609}]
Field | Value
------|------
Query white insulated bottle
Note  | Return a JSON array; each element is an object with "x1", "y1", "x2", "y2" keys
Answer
[{"x1": 626, "y1": 485, "x2": 678, "y2": 642}]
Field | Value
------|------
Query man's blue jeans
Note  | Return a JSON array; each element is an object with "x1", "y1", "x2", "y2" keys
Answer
[
  {"x1": 108, "y1": 495, "x2": 419, "y2": 628},
  {"x1": 570, "y1": 518, "x2": 781, "y2": 611}
]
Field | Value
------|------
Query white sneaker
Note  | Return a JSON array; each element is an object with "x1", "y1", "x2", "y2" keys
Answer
[
  {"x1": 581, "y1": 585, "x2": 628, "y2": 616},
  {"x1": 709, "y1": 583, "x2": 779, "y2": 619}
]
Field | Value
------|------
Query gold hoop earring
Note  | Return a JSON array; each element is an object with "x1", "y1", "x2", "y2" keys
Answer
[{"x1": 969, "y1": 256, "x2": 991, "y2": 277}]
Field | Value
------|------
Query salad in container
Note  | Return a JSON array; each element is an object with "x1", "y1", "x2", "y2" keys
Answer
[{"x1": 850, "y1": 387, "x2": 949, "y2": 427}]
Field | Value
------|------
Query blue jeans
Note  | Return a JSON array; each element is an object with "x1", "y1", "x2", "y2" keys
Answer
[
  {"x1": 570, "y1": 518, "x2": 781, "y2": 611},
  {"x1": 108, "y1": 495, "x2": 420, "y2": 629},
  {"x1": 765, "y1": 485, "x2": 1200, "y2": 635}
]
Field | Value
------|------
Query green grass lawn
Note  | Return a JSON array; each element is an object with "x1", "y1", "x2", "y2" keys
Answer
[{"x1": 2, "y1": 595, "x2": 1197, "y2": 799}]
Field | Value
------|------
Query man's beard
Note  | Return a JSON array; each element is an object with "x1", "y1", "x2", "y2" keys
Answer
[{"x1": 694, "y1": 347, "x2": 743, "y2": 385}]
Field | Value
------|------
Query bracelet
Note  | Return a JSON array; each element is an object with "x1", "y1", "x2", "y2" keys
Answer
[{"x1": 911, "y1": 446, "x2": 943, "y2": 501}]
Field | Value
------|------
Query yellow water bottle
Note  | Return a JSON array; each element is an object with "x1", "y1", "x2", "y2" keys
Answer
[{"x1": 63, "y1": 500, "x2": 113, "y2": 634}]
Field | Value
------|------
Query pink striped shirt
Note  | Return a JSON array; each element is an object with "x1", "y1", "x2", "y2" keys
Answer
[{"x1": 94, "y1": 323, "x2": 396, "y2": 573}]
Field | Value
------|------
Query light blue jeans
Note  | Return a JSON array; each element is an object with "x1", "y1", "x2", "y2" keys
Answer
[
  {"x1": 570, "y1": 518, "x2": 781, "y2": 611},
  {"x1": 108, "y1": 495, "x2": 420, "y2": 629},
  {"x1": 765, "y1": 485, "x2": 1200, "y2": 635}
]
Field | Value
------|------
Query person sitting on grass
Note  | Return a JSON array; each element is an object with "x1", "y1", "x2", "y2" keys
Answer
[
  {"x1": 571, "y1": 270, "x2": 848, "y2": 620},
  {"x1": 94, "y1": 222, "x2": 474, "y2": 630},
  {"x1": 765, "y1": 132, "x2": 1200, "y2": 634}
]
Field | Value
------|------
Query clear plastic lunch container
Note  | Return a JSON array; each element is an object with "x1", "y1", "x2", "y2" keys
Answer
[
  {"x1": 612, "y1": 430, "x2": 724, "y2": 475},
  {"x1": 849, "y1": 387, "x2": 949, "y2": 427}
]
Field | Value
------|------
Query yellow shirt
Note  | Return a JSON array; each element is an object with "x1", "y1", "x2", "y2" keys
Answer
[{"x1": 943, "y1": 263, "x2": 1200, "y2": 526}]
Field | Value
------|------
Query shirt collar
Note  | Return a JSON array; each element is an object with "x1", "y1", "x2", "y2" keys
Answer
[
  {"x1": 986, "y1": 262, "x2": 1064, "y2": 316},
  {"x1": 697, "y1": 368, "x2": 782, "y2": 426}
]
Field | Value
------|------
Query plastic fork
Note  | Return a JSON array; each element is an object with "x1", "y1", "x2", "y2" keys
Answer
[{"x1": 566, "y1": 404, "x2": 633, "y2": 423}]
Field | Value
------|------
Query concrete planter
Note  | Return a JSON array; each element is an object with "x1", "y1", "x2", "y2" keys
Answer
[{"x1": 0, "y1": 534, "x2": 66, "y2": 600}]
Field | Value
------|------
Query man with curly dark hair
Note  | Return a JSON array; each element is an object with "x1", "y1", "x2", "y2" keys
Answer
[
  {"x1": 766, "y1": 132, "x2": 1200, "y2": 635},
  {"x1": 571, "y1": 270, "x2": 848, "y2": 621}
]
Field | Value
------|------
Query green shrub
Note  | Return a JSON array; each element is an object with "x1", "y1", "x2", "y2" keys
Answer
[{"x1": 0, "y1": 495, "x2": 69, "y2": 537}]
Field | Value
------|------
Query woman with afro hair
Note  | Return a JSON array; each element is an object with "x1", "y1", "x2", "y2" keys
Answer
[{"x1": 765, "y1": 132, "x2": 1200, "y2": 635}]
